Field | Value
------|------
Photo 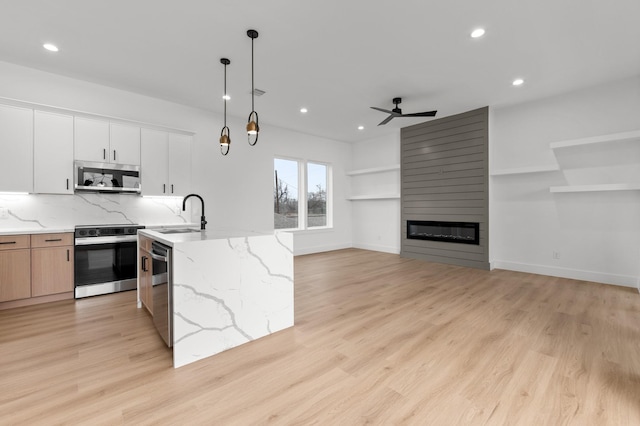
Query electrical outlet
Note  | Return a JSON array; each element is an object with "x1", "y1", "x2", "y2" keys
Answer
[
  {"x1": 0, "y1": 207, "x2": 8, "y2": 219},
  {"x1": 553, "y1": 251, "x2": 561, "y2": 260}
]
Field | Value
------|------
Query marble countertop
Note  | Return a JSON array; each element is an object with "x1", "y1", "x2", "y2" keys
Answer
[
  {"x1": 0, "y1": 222, "x2": 199, "y2": 237},
  {"x1": 139, "y1": 227, "x2": 272, "y2": 247},
  {"x1": 0, "y1": 227, "x2": 75, "y2": 236}
]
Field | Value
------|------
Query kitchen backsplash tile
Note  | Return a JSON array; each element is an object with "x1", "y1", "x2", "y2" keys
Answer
[{"x1": 0, "y1": 193, "x2": 190, "y2": 231}]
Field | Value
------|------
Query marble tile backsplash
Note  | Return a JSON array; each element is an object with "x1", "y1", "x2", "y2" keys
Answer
[{"x1": 0, "y1": 193, "x2": 191, "y2": 231}]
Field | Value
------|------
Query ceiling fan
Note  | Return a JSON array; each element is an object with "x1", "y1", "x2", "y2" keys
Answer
[{"x1": 370, "y1": 97, "x2": 437, "y2": 126}]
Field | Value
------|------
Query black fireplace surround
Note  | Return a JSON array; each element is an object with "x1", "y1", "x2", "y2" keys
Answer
[{"x1": 406, "y1": 220, "x2": 479, "y2": 245}]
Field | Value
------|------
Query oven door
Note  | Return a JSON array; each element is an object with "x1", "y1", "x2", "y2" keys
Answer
[{"x1": 74, "y1": 237, "x2": 138, "y2": 298}]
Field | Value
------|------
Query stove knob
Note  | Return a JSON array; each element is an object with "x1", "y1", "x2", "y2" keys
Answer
[
  {"x1": 89, "y1": 230, "x2": 96, "y2": 236},
  {"x1": 79, "y1": 230, "x2": 87, "y2": 236}
]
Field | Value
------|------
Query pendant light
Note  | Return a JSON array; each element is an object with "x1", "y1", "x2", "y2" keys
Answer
[
  {"x1": 220, "y1": 58, "x2": 231, "y2": 156},
  {"x1": 246, "y1": 29, "x2": 259, "y2": 146}
]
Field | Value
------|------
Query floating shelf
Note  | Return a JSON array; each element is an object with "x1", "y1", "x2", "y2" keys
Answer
[
  {"x1": 549, "y1": 183, "x2": 640, "y2": 193},
  {"x1": 346, "y1": 165, "x2": 400, "y2": 176},
  {"x1": 550, "y1": 130, "x2": 640, "y2": 149},
  {"x1": 491, "y1": 164, "x2": 560, "y2": 176},
  {"x1": 347, "y1": 194, "x2": 400, "y2": 201}
]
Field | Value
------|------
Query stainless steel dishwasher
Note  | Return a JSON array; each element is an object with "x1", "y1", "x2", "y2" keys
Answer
[{"x1": 150, "y1": 241, "x2": 172, "y2": 347}]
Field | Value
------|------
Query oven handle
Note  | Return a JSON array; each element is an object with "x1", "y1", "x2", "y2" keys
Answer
[{"x1": 75, "y1": 235, "x2": 138, "y2": 246}]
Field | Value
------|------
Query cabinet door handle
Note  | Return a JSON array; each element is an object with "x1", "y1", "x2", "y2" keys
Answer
[
  {"x1": 171, "y1": 184, "x2": 174, "y2": 194},
  {"x1": 45, "y1": 238, "x2": 62, "y2": 242},
  {"x1": 67, "y1": 249, "x2": 70, "y2": 262},
  {"x1": 0, "y1": 241, "x2": 16, "y2": 245},
  {"x1": 66, "y1": 179, "x2": 69, "y2": 190},
  {"x1": 103, "y1": 148, "x2": 106, "y2": 160},
  {"x1": 113, "y1": 150, "x2": 116, "y2": 161},
  {"x1": 141, "y1": 256, "x2": 148, "y2": 272},
  {"x1": 163, "y1": 184, "x2": 166, "y2": 194}
]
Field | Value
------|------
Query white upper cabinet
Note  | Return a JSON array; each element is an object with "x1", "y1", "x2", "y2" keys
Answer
[
  {"x1": 74, "y1": 117, "x2": 110, "y2": 162},
  {"x1": 109, "y1": 123, "x2": 141, "y2": 165},
  {"x1": 141, "y1": 128, "x2": 169, "y2": 196},
  {"x1": 168, "y1": 133, "x2": 192, "y2": 196},
  {"x1": 141, "y1": 129, "x2": 192, "y2": 196},
  {"x1": 75, "y1": 118, "x2": 140, "y2": 166},
  {"x1": 34, "y1": 111, "x2": 74, "y2": 194},
  {"x1": 0, "y1": 104, "x2": 33, "y2": 193}
]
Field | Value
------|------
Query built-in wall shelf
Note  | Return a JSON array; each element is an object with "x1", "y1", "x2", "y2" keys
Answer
[
  {"x1": 549, "y1": 130, "x2": 640, "y2": 150},
  {"x1": 347, "y1": 194, "x2": 400, "y2": 201},
  {"x1": 549, "y1": 183, "x2": 640, "y2": 193},
  {"x1": 346, "y1": 165, "x2": 400, "y2": 176},
  {"x1": 491, "y1": 164, "x2": 560, "y2": 176}
]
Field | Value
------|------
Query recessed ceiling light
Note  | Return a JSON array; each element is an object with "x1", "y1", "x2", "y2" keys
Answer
[
  {"x1": 512, "y1": 78, "x2": 524, "y2": 86},
  {"x1": 470, "y1": 28, "x2": 485, "y2": 38},
  {"x1": 300, "y1": 108, "x2": 308, "y2": 113},
  {"x1": 43, "y1": 43, "x2": 59, "y2": 52},
  {"x1": 222, "y1": 94, "x2": 230, "y2": 100},
  {"x1": 357, "y1": 126, "x2": 364, "y2": 130}
]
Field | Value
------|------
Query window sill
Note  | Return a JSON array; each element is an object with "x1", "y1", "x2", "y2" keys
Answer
[{"x1": 277, "y1": 226, "x2": 334, "y2": 234}]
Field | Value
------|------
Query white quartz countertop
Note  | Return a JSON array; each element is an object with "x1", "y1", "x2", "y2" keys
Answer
[
  {"x1": 138, "y1": 227, "x2": 273, "y2": 247},
  {"x1": 0, "y1": 227, "x2": 75, "y2": 236}
]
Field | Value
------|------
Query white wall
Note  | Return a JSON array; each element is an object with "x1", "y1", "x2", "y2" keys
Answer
[
  {"x1": 490, "y1": 75, "x2": 640, "y2": 287},
  {"x1": 350, "y1": 132, "x2": 401, "y2": 254},
  {"x1": 0, "y1": 61, "x2": 352, "y2": 255}
]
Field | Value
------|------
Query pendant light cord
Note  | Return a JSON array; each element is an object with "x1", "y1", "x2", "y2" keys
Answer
[
  {"x1": 224, "y1": 62, "x2": 227, "y2": 127},
  {"x1": 251, "y1": 37, "x2": 255, "y2": 112}
]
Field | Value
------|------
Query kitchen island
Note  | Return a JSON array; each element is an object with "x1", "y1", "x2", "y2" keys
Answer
[{"x1": 137, "y1": 228, "x2": 294, "y2": 368}]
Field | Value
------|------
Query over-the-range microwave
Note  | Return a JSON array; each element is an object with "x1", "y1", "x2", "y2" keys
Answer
[{"x1": 74, "y1": 161, "x2": 141, "y2": 194}]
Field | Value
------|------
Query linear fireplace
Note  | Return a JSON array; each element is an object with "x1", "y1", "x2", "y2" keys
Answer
[{"x1": 406, "y1": 220, "x2": 479, "y2": 245}]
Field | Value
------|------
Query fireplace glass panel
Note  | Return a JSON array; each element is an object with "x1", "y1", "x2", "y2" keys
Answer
[{"x1": 407, "y1": 220, "x2": 479, "y2": 245}]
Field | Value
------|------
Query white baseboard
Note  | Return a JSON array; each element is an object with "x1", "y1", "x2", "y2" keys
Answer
[
  {"x1": 492, "y1": 260, "x2": 638, "y2": 288},
  {"x1": 294, "y1": 242, "x2": 352, "y2": 256},
  {"x1": 352, "y1": 242, "x2": 401, "y2": 254}
]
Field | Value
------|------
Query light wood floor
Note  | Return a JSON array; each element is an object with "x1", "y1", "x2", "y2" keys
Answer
[{"x1": 1, "y1": 248, "x2": 640, "y2": 425}]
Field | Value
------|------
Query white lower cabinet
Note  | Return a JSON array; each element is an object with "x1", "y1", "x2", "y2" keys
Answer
[
  {"x1": 34, "y1": 111, "x2": 74, "y2": 194},
  {"x1": 141, "y1": 129, "x2": 191, "y2": 196}
]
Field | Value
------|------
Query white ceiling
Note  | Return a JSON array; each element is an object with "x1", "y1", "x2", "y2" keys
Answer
[{"x1": 1, "y1": 0, "x2": 639, "y2": 143}]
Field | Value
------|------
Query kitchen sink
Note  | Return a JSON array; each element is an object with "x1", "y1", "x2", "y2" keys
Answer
[{"x1": 157, "y1": 228, "x2": 203, "y2": 234}]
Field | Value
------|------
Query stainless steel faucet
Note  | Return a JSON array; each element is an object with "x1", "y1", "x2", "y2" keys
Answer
[{"x1": 182, "y1": 194, "x2": 207, "y2": 230}]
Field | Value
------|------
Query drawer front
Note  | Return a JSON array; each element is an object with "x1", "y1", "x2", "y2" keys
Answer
[
  {"x1": 0, "y1": 234, "x2": 30, "y2": 251},
  {"x1": 31, "y1": 233, "x2": 74, "y2": 248}
]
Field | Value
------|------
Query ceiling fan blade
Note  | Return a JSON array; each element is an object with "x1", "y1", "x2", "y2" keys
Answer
[
  {"x1": 402, "y1": 110, "x2": 438, "y2": 117},
  {"x1": 378, "y1": 115, "x2": 395, "y2": 126},
  {"x1": 370, "y1": 106, "x2": 394, "y2": 114}
]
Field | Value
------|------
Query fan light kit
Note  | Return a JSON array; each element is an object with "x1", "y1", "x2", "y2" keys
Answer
[{"x1": 370, "y1": 98, "x2": 437, "y2": 126}]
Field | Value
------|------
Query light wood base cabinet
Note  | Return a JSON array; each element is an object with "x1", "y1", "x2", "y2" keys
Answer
[
  {"x1": 138, "y1": 235, "x2": 153, "y2": 314},
  {"x1": 31, "y1": 233, "x2": 74, "y2": 297},
  {"x1": 0, "y1": 234, "x2": 31, "y2": 302},
  {"x1": 0, "y1": 249, "x2": 31, "y2": 302},
  {"x1": 0, "y1": 232, "x2": 74, "y2": 310},
  {"x1": 31, "y1": 246, "x2": 74, "y2": 297}
]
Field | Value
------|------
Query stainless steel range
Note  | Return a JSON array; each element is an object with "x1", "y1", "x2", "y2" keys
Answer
[{"x1": 74, "y1": 224, "x2": 144, "y2": 298}]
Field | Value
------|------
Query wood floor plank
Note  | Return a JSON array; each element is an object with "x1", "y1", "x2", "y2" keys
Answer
[{"x1": 1, "y1": 248, "x2": 639, "y2": 424}]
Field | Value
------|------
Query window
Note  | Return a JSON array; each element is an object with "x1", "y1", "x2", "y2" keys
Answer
[{"x1": 274, "y1": 158, "x2": 331, "y2": 230}]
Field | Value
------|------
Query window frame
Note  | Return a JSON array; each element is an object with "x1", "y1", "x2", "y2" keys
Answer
[{"x1": 274, "y1": 156, "x2": 333, "y2": 232}]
